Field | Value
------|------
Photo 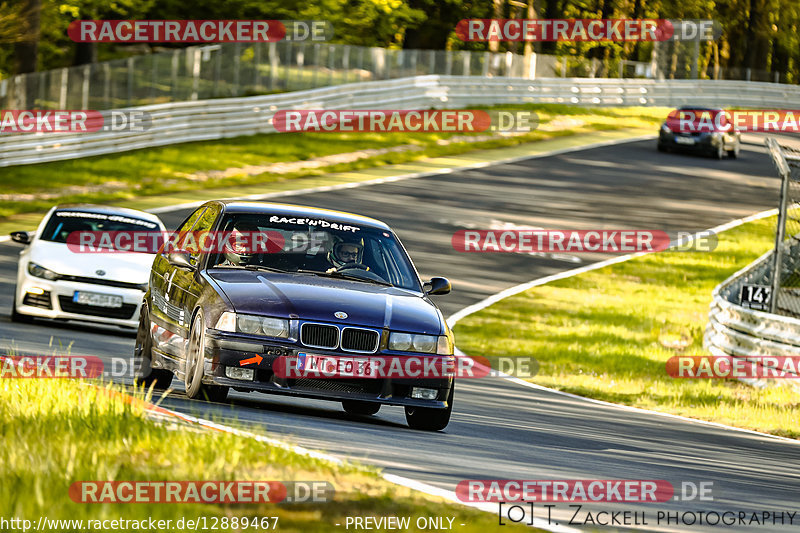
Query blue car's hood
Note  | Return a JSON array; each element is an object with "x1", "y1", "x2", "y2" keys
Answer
[{"x1": 208, "y1": 270, "x2": 443, "y2": 335}]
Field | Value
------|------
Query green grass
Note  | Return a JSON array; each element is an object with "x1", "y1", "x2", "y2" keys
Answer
[
  {"x1": 0, "y1": 105, "x2": 666, "y2": 219},
  {"x1": 454, "y1": 217, "x2": 800, "y2": 439},
  {"x1": 0, "y1": 377, "x2": 537, "y2": 532}
]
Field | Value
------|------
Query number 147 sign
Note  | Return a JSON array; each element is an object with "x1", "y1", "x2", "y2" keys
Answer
[{"x1": 739, "y1": 284, "x2": 772, "y2": 310}]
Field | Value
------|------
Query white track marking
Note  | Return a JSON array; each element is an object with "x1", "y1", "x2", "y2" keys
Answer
[{"x1": 450, "y1": 208, "x2": 800, "y2": 445}]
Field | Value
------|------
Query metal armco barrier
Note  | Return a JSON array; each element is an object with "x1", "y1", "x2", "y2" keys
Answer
[
  {"x1": 704, "y1": 243, "x2": 800, "y2": 384},
  {"x1": 3, "y1": 75, "x2": 800, "y2": 167}
]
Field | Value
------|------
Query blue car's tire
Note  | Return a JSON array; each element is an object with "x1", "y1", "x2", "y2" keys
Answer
[
  {"x1": 185, "y1": 310, "x2": 228, "y2": 402},
  {"x1": 133, "y1": 305, "x2": 173, "y2": 389},
  {"x1": 404, "y1": 383, "x2": 453, "y2": 431},
  {"x1": 342, "y1": 400, "x2": 381, "y2": 416}
]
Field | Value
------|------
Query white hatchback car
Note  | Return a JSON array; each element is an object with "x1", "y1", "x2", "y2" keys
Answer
[{"x1": 11, "y1": 205, "x2": 166, "y2": 328}]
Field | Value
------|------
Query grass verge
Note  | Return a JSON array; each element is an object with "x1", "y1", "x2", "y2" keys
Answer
[
  {"x1": 0, "y1": 377, "x2": 536, "y2": 532},
  {"x1": 0, "y1": 105, "x2": 666, "y2": 219},
  {"x1": 453, "y1": 216, "x2": 800, "y2": 439}
]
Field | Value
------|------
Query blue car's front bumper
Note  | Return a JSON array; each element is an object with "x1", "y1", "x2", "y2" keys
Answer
[{"x1": 203, "y1": 329, "x2": 453, "y2": 409}]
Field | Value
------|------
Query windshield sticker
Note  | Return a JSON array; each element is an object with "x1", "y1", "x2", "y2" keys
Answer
[
  {"x1": 268, "y1": 216, "x2": 361, "y2": 232},
  {"x1": 55, "y1": 211, "x2": 158, "y2": 229}
]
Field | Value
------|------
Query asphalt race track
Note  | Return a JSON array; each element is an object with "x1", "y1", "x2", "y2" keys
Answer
[{"x1": 2, "y1": 137, "x2": 799, "y2": 531}]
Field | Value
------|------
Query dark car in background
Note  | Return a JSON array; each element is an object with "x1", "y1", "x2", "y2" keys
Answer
[
  {"x1": 134, "y1": 201, "x2": 455, "y2": 430},
  {"x1": 658, "y1": 106, "x2": 741, "y2": 159}
]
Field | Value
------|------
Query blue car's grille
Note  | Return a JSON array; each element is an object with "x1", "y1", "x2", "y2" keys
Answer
[
  {"x1": 301, "y1": 323, "x2": 339, "y2": 349},
  {"x1": 300, "y1": 323, "x2": 381, "y2": 353},
  {"x1": 341, "y1": 328, "x2": 380, "y2": 353}
]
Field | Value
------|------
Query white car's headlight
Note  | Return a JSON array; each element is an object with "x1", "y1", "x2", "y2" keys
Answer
[
  {"x1": 27, "y1": 262, "x2": 61, "y2": 281},
  {"x1": 215, "y1": 312, "x2": 289, "y2": 338},
  {"x1": 389, "y1": 332, "x2": 450, "y2": 354}
]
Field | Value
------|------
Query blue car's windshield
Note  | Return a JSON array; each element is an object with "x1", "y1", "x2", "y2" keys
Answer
[{"x1": 208, "y1": 213, "x2": 422, "y2": 292}]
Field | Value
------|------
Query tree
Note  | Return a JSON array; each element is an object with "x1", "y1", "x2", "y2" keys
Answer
[{"x1": 1, "y1": 0, "x2": 41, "y2": 73}]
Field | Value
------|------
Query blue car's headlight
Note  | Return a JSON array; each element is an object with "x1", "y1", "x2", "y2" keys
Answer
[
  {"x1": 389, "y1": 332, "x2": 452, "y2": 354},
  {"x1": 27, "y1": 262, "x2": 61, "y2": 281},
  {"x1": 215, "y1": 312, "x2": 289, "y2": 338}
]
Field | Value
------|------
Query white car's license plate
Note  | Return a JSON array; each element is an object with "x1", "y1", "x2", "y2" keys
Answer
[
  {"x1": 675, "y1": 136, "x2": 695, "y2": 145},
  {"x1": 297, "y1": 352, "x2": 376, "y2": 377},
  {"x1": 73, "y1": 291, "x2": 123, "y2": 308}
]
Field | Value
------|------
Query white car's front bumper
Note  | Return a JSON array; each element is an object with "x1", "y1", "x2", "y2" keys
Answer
[{"x1": 15, "y1": 271, "x2": 144, "y2": 328}]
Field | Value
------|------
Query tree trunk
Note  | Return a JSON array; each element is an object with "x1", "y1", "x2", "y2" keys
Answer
[
  {"x1": 73, "y1": 41, "x2": 98, "y2": 66},
  {"x1": 13, "y1": 0, "x2": 41, "y2": 74}
]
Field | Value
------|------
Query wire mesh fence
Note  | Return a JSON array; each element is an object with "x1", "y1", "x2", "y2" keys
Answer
[
  {"x1": 766, "y1": 138, "x2": 800, "y2": 316},
  {"x1": 0, "y1": 41, "x2": 655, "y2": 111},
  {"x1": 0, "y1": 43, "x2": 530, "y2": 110}
]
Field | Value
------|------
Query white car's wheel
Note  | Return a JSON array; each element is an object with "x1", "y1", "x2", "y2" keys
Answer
[{"x1": 10, "y1": 288, "x2": 33, "y2": 323}]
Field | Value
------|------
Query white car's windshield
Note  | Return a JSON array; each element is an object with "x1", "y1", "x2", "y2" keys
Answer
[{"x1": 40, "y1": 210, "x2": 160, "y2": 245}]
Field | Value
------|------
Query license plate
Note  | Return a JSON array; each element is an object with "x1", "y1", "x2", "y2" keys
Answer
[
  {"x1": 739, "y1": 284, "x2": 771, "y2": 310},
  {"x1": 73, "y1": 291, "x2": 123, "y2": 308},
  {"x1": 297, "y1": 352, "x2": 376, "y2": 378},
  {"x1": 675, "y1": 136, "x2": 695, "y2": 145}
]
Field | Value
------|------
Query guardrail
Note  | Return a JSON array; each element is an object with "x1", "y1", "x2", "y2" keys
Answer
[
  {"x1": 4, "y1": 75, "x2": 800, "y2": 167},
  {"x1": 704, "y1": 249, "x2": 800, "y2": 383}
]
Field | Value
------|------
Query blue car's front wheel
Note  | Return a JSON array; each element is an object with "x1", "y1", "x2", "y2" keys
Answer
[
  {"x1": 185, "y1": 310, "x2": 229, "y2": 403},
  {"x1": 404, "y1": 383, "x2": 453, "y2": 431}
]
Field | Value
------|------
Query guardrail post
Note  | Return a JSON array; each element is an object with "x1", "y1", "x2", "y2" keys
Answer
[
  {"x1": 150, "y1": 54, "x2": 157, "y2": 102},
  {"x1": 190, "y1": 49, "x2": 200, "y2": 101},
  {"x1": 60, "y1": 67, "x2": 68, "y2": 108},
  {"x1": 269, "y1": 42, "x2": 277, "y2": 92},
  {"x1": 312, "y1": 43, "x2": 320, "y2": 88},
  {"x1": 213, "y1": 46, "x2": 222, "y2": 97},
  {"x1": 767, "y1": 137, "x2": 792, "y2": 313},
  {"x1": 283, "y1": 42, "x2": 292, "y2": 90},
  {"x1": 102, "y1": 62, "x2": 110, "y2": 108},
  {"x1": 127, "y1": 58, "x2": 135, "y2": 105},
  {"x1": 342, "y1": 45, "x2": 350, "y2": 83},
  {"x1": 82, "y1": 64, "x2": 90, "y2": 109},
  {"x1": 527, "y1": 51, "x2": 536, "y2": 79},
  {"x1": 233, "y1": 43, "x2": 241, "y2": 96},
  {"x1": 10, "y1": 74, "x2": 21, "y2": 109},
  {"x1": 254, "y1": 43, "x2": 262, "y2": 92},
  {"x1": 328, "y1": 44, "x2": 335, "y2": 85},
  {"x1": 170, "y1": 49, "x2": 179, "y2": 102}
]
